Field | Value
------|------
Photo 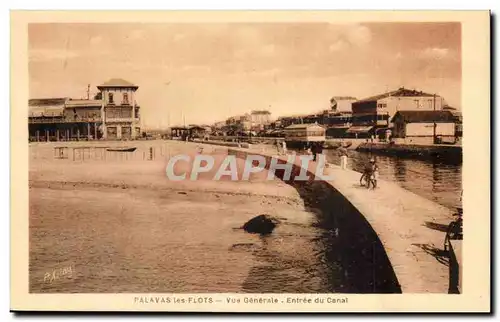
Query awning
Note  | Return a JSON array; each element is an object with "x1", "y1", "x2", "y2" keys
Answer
[{"x1": 346, "y1": 126, "x2": 374, "y2": 134}]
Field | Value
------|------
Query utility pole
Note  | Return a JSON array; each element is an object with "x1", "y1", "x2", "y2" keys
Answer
[
  {"x1": 433, "y1": 93, "x2": 437, "y2": 144},
  {"x1": 164, "y1": 80, "x2": 171, "y2": 134},
  {"x1": 87, "y1": 84, "x2": 90, "y2": 100}
]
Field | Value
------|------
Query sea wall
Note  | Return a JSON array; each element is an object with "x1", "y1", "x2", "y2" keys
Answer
[
  {"x1": 192, "y1": 139, "x2": 252, "y2": 149},
  {"x1": 227, "y1": 148, "x2": 402, "y2": 293},
  {"x1": 357, "y1": 142, "x2": 462, "y2": 162},
  {"x1": 226, "y1": 146, "x2": 454, "y2": 293}
]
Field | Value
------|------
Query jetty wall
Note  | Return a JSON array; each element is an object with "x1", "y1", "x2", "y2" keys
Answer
[
  {"x1": 226, "y1": 146, "x2": 455, "y2": 293},
  {"x1": 357, "y1": 142, "x2": 462, "y2": 161},
  {"x1": 192, "y1": 139, "x2": 251, "y2": 149}
]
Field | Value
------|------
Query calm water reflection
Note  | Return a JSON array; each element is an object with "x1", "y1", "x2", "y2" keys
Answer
[{"x1": 323, "y1": 150, "x2": 462, "y2": 210}]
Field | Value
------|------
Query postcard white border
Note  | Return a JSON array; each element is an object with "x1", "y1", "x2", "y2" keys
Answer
[{"x1": 10, "y1": 10, "x2": 490, "y2": 312}]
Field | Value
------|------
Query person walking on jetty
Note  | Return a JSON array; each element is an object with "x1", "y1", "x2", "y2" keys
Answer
[
  {"x1": 304, "y1": 143, "x2": 312, "y2": 155},
  {"x1": 317, "y1": 142, "x2": 324, "y2": 160},
  {"x1": 371, "y1": 158, "x2": 379, "y2": 189},
  {"x1": 275, "y1": 140, "x2": 281, "y2": 155},
  {"x1": 311, "y1": 143, "x2": 318, "y2": 161},
  {"x1": 338, "y1": 145, "x2": 349, "y2": 170},
  {"x1": 282, "y1": 140, "x2": 288, "y2": 155},
  {"x1": 312, "y1": 142, "x2": 324, "y2": 162}
]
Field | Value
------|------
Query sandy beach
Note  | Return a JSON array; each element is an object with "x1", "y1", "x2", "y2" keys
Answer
[{"x1": 29, "y1": 140, "x2": 344, "y2": 293}]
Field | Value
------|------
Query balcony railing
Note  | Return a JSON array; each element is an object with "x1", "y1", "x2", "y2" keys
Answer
[
  {"x1": 28, "y1": 117, "x2": 102, "y2": 124},
  {"x1": 105, "y1": 117, "x2": 137, "y2": 122}
]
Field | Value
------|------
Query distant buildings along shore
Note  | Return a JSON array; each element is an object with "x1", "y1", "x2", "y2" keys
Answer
[
  {"x1": 28, "y1": 83, "x2": 462, "y2": 144},
  {"x1": 208, "y1": 87, "x2": 461, "y2": 143}
]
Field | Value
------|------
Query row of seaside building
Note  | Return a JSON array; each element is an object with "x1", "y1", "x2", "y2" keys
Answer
[
  {"x1": 28, "y1": 80, "x2": 462, "y2": 145},
  {"x1": 213, "y1": 87, "x2": 462, "y2": 145}
]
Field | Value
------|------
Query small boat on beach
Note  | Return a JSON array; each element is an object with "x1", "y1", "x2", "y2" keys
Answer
[{"x1": 106, "y1": 147, "x2": 137, "y2": 152}]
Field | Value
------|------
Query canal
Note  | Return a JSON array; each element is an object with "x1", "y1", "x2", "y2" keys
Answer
[{"x1": 322, "y1": 149, "x2": 463, "y2": 210}]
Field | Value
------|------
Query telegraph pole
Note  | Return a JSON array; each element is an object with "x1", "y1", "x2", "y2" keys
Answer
[
  {"x1": 87, "y1": 84, "x2": 90, "y2": 100},
  {"x1": 433, "y1": 93, "x2": 437, "y2": 144},
  {"x1": 164, "y1": 80, "x2": 171, "y2": 134}
]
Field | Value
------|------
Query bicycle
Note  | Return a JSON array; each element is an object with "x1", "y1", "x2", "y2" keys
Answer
[
  {"x1": 360, "y1": 171, "x2": 377, "y2": 189},
  {"x1": 443, "y1": 207, "x2": 463, "y2": 252}
]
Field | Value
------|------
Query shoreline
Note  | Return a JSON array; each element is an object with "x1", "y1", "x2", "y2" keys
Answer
[{"x1": 356, "y1": 142, "x2": 462, "y2": 163}]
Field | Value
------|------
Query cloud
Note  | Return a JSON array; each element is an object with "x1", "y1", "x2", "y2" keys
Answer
[
  {"x1": 89, "y1": 36, "x2": 103, "y2": 45},
  {"x1": 173, "y1": 33, "x2": 187, "y2": 42},
  {"x1": 29, "y1": 48, "x2": 80, "y2": 62},
  {"x1": 129, "y1": 29, "x2": 145, "y2": 40},
  {"x1": 420, "y1": 47, "x2": 450, "y2": 59},
  {"x1": 249, "y1": 67, "x2": 281, "y2": 77},
  {"x1": 260, "y1": 44, "x2": 276, "y2": 56},
  {"x1": 326, "y1": 24, "x2": 372, "y2": 52},
  {"x1": 232, "y1": 43, "x2": 276, "y2": 60},
  {"x1": 181, "y1": 65, "x2": 212, "y2": 74},
  {"x1": 329, "y1": 40, "x2": 348, "y2": 52},
  {"x1": 345, "y1": 24, "x2": 372, "y2": 46}
]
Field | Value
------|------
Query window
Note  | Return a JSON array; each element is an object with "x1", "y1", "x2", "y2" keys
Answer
[
  {"x1": 122, "y1": 93, "x2": 129, "y2": 105},
  {"x1": 108, "y1": 93, "x2": 114, "y2": 104},
  {"x1": 122, "y1": 108, "x2": 132, "y2": 118},
  {"x1": 107, "y1": 107, "x2": 132, "y2": 119}
]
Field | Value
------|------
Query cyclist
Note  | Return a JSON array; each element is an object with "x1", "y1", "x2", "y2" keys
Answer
[{"x1": 360, "y1": 158, "x2": 378, "y2": 189}]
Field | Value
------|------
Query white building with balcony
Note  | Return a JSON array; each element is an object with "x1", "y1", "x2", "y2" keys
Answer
[{"x1": 97, "y1": 78, "x2": 141, "y2": 140}]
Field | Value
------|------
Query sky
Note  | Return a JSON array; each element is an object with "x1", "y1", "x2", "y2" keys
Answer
[{"x1": 29, "y1": 22, "x2": 461, "y2": 128}]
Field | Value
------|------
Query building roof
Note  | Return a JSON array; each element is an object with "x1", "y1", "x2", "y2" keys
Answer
[
  {"x1": 279, "y1": 114, "x2": 308, "y2": 119},
  {"x1": 284, "y1": 123, "x2": 325, "y2": 130},
  {"x1": 97, "y1": 78, "x2": 138, "y2": 89},
  {"x1": 29, "y1": 106, "x2": 64, "y2": 117},
  {"x1": 65, "y1": 99, "x2": 102, "y2": 108},
  {"x1": 251, "y1": 110, "x2": 271, "y2": 115},
  {"x1": 29, "y1": 98, "x2": 68, "y2": 106},
  {"x1": 324, "y1": 110, "x2": 352, "y2": 116},
  {"x1": 391, "y1": 110, "x2": 456, "y2": 123},
  {"x1": 331, "y1": 96, "x2": 357, "y2": 101},
  {"x1": 449, "y1": 111, "x2": 463, "y2": 122},
  {"x1": 346, "y1": 125, "x2": 374, "y2": 134},
  {"x1": 29, "y1": 98, "x2": 67, "y2": 117},
  {"x1": 188, "y1": 125, "x2": 207, "y2": 131},
  {"x1": 356, "y1": 87, "x2": 439, "y2": 104}
]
